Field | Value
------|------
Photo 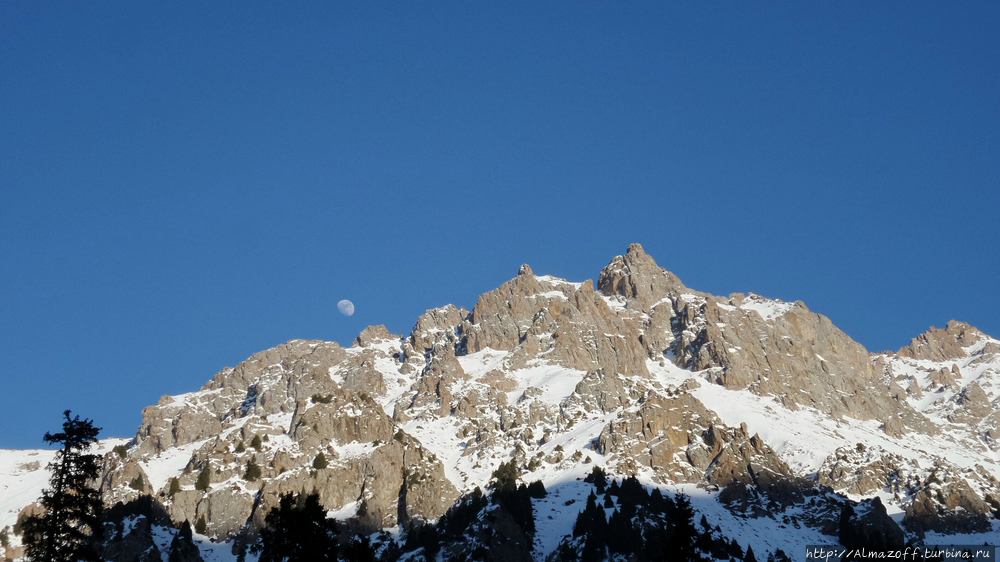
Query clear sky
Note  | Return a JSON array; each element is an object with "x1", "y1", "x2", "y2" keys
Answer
[{"x1": 2, "y1": 2, "x2": 997, "y2": 448}]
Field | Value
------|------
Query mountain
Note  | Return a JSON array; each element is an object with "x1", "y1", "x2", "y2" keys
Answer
[{"x1": 2, "y1": 244, "x2": 999, "y2": 561}]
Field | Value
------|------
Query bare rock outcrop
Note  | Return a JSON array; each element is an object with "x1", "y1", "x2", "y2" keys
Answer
[
  {"x1": 672, "y1": 291, "x2": 934, "y2": 433},
  {"x1": 897, "y1": 320, "x2": 983, "y2": 362},
  {"x1": 597, "y1": 243, "x2": 688, "y2": 313},
  {"x1": 134, "y1": 340, "x2": 350, "y2": 456},
  {"x1": 817, "y1": 445, "x2": 912, "y2": 496},
  {"x1": 99, "y1": 455, "x2": 153, "y2": 505},
  {"x1": 354, "y1": 324, "x2": 399, "y2": 347},
  {"x1": 597, "y1": 389, "x2": 717, "y2": 482},
  {"x1": 949, "y1": 382, "x2": 992, "y2": 425},
  {"x1": 460, "y1": 264, "x2": 650, "y2": 377},
  {"x1": 290, "y1": 392, "x2": 394, "y2": 451},
  {"x1": 402, "y1": 352, "x2": 468, "y2": 418},
  {"x1": 904, "y1": 472, "x2": 993, "y2": 534},
  {"x1": 594, "y1": 386, "x2": 805, "y2": 499},
  {"x1": 709, "y1": 424, "x2": 816, "y2": 515}
]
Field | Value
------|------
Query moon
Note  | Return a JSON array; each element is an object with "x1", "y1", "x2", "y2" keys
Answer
[{"x1": 337, "y1": 299, "x2": 355, "y2": 316}]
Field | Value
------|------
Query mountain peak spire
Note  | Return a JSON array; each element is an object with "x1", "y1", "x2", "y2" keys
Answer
[{"x1": 597, "y1": 243, "x2": 686, "y2": 312}]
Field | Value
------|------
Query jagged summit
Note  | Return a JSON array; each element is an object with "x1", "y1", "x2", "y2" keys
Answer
[
  {"x1": 3, "y1": 245, "x2": 999, "y2": 560},
  {"x1": 896, "y1": 320, "x2": 987, "y2": 362},
  {"x1": 597, "y1": 242, "x2": 688, "y2": 312}
]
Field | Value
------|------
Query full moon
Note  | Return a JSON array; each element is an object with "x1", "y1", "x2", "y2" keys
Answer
[{"x1": 337, "y1": 299, "x2": 355, "y2": 316}]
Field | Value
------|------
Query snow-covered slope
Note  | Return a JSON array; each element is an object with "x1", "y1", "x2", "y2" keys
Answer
[{"x1": 3, "y1": 245, "x2": 998, "y2": 561}]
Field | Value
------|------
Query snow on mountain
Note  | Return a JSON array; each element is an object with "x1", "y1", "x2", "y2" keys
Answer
[{"x1": 3, "y1": 244, "x2": 999, "y2": 561}]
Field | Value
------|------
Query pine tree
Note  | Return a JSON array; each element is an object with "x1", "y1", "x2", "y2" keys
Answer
[
  {"x1": 584, "y1": 465, "x2": 608, "y2": 494},
  {"x1": 255, "y1": 493, "x2": 338, "y2": 561},
  {"x1": 168, "y1": 520, "x2": 198, "y2": 562},
  {"x1": 244, "y1": 459, "x2": 262, "y2": 482},
  {"x1": 665, "y1": 493, "x2": 705, "y2": 561},
  {"x1": 313, "y1": 452, "x2": 327, "y2": 470},
  {"x1": 129, "y1": 474, "x2": 145, "y2": 491},
  {"x1": 21, "y1": 410, "x2": 103, "y2": 562},
  {"x1": 195, "y1": 464, "x2": 211, "y2": 491},
  {"x1": 490, "y1": 460, "x2": 518, "y2": 492}
]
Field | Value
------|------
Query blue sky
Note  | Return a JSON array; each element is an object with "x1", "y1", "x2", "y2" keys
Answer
[{"x1": 2, "y1": 2, "x2": 997, "y2": 448}]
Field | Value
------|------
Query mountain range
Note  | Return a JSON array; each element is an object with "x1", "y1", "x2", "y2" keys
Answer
[{"x1": 2, "y1": 243, "x2": 998, "y2": 561}]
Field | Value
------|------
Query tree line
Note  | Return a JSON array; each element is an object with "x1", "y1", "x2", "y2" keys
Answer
[{"x1": 17, "y1": 413, "x2": 802, "y2": 561}]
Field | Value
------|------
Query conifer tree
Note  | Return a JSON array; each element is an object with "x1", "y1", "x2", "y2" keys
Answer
[
  {"x1": 195, "y1": 464, "x2": 211, "y2": 491},
  {"x1": 129, "y1": 474, "x2": 144, "y2": 491},
  {"x1": 490, "y1": 460, "x2": 518, "y2": 492},
  {"x1": 168, "y1": 477, "x2": 181, "y2": 497},
  {"x1": 527, "y1": 479, "x2": 547, "y2": 498},
  {"x1": 313, "y1": 452, "x2": 327, "y2": 470},
  {"x1": 168, "y1": 520, "x2": 198, "y2": 562},
  {"x1": 666, "y1": 494, "x2": 706, "y2": 561},
  {"x1": 255, "y1": 493, "x2": 338, "y2": 561},
  {"x1": 244, "y1": 459, "x2": 262, "y2": 482},
  {"x1": 21, "y1": 410, "x2": 103, "y2": 562}
]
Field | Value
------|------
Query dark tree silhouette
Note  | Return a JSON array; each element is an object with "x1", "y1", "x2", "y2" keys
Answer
[
  {"x1": 527, "y1": 479, "x2": 547, "y2": 498},
  {"x1": 665, "y1": 494, "x2": 706, "y2": 561},
  {"x1": 21, "y1": 410, "x2": 103, "y2": 562},
  {"x1": 255, "y1": 493, "x2": 338, "y2": 561},
  {"x1": 168, "y1": 520, "x2": 200, "y2": 562},
  {"x1": 584, "y1": 466, "x2": 608, "y2": 494}
]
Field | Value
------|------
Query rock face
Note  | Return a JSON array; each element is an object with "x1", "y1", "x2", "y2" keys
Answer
[
  {"x1": 461, "y1": 264, "x2": 651, "y2": 377},
  {"x1": 597, "y1": 243, "x2": 689, "y2": 314},
  {"x1": 597, "y1": 388, "x2": 718, "y2": 482},
  {"x1": 671, "y1": 292, "x2": 933, "y2": 434},
  {"x1": 85, "y1": 244, "x2": 1000, "y2": 553},
  {"x1": 109, "y1": 336, "x2": 460, "y2": 540},
  {"x1": 817, "y1": 445, "x2": 913, "y2": 496},
  {"x1": 133, "y1": 340, "x2": 350, "y2": 457},
  {"x1": 98, "y1": 497, "x2": 194, "y2": 562},
  {"x1": 897, "y1": 321, "x2": 984, "y2": 362},
  {"x1": 903, "y1": 467, "x2": 993, "y2": 535}
]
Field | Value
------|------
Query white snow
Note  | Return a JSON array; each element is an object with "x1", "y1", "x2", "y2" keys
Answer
[
  {"x1": 505, "y1": 363, "x2": 587, "y2": 407},
  {"x1": 739, "y1": 293, "x2": 795, "y2": 320},
  {"x1": 140, "y1": 439, "x2": 203, "y2": 493},
  {"x1": 0, "y1": 448, "x2": 57, "y2": 530}
]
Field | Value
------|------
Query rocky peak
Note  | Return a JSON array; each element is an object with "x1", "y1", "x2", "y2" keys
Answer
[
  {"x1": 354, "y1": 324, "x2": 399, "y2": 347},
  {"x1": 896, "y1": 320, "x2": 983, "y2": 362},
  {"x1": 597, "y1": 243, "x2": 687, "y2": 312},
  {"x1": 460, "y1": 263, "x2": 650, "y2": 376},
  {"x1": 56, "y1": 244, "x2": 1000, "y2": 557}
]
